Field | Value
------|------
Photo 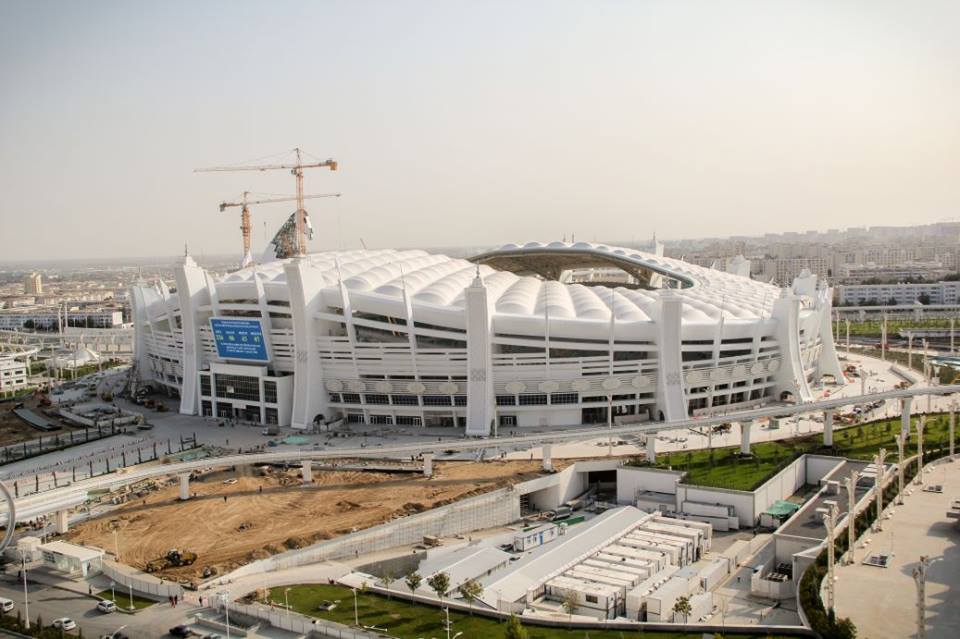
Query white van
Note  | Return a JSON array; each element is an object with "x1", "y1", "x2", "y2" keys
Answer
[{"x1": 0, "y1": 597, "x2": 15, "y2": 612}]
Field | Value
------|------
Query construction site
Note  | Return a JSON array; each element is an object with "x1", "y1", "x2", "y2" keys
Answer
[{"x1": 66, "y1": 459, "x2": 558, "y2": 583}]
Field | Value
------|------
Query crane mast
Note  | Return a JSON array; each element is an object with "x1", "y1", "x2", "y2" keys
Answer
[{"x1": 195, "y1": 148, "x2": 338, "y2": 257}]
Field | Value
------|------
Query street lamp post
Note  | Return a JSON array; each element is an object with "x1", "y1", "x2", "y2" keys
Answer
[
  {"x1": 915, "y1": 418, "x2": 925, "y2": 487},
  {"x1": 128, "y1": 583, "x2": 133, "y2": 611},
  {"x1": 20, "y1": 550, "x2": 30, "y2": 630},
  {"x1": 913, "y1": 555, "x2": 942, "y2": 639},
  {"x1": 817, "y1": 500, "x2": 839, "y2": 614},
  {"x1": 873, "y1": 448, "x2": 887, "y2": 532},
  {"x1": 220, "y1": 591, "x2": 231, "y2": 639},
  {"x1": 844, "y1": 470, "x2": 859, "y2": 565},
  {"x1": 284, "y1": 587, "x2": 292, "y2": 623},
  {"x1": 352, "y1": 588, "x2": 359, "y2": 626},
  {"x1": 895, "y1": 433, "x2": 906, "y2": 505}
]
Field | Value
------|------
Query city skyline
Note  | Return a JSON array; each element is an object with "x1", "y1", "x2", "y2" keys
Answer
[{"x1": 3, "y1": 1, "x2": 960, "y2": 262}]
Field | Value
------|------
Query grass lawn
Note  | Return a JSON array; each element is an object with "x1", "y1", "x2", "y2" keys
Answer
[
  {"x1": 96, "y1": 589, "x2": 157, "y2": 610},
  {"x1": 631, "y1": 412, "x2": 952, "y2": 491},
  {"x1": 268, "y1": 584, "x2": 787, "y2": 639},
  {"x1": 843, "y1": 317, "x2": 954, "y2": 338}
]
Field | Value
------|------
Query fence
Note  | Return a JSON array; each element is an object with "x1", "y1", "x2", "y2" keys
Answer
[
  {"x1": 219, "y1": 601, "x2": 380, "y2": 639},
  {"x1": 102, "y1": 560, "x2": 183, "y2": 599},
  {"x1": 221, "y1": 486, "x2": 521, "y2": 581}
]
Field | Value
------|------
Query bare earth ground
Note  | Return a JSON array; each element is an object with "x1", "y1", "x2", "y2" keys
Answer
[
  {"x1": 68, "y1": 459, "x2": 559, "y2": 581},
  {"x1": 0, "y1": 394, "x2": 84, "y2": 446}
]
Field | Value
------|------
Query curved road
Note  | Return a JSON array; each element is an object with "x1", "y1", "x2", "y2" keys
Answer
[{"x1": 4, "y1": 383, "x2": 959, "y2": 523}]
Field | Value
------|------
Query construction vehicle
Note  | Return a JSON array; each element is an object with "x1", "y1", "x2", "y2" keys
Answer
[{"x1": 145, "y1": 548, "x2": 197, "y2": 573}]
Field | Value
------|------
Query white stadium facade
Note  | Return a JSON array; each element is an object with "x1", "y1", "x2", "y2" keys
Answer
[{"x1": 130, "y1": 241, "x2": 843, "y2": 434}]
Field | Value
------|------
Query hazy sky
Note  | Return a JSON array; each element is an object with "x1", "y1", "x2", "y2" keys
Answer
[{"x1": 2, "y1": 1, "x2": 959, "y2": 262}]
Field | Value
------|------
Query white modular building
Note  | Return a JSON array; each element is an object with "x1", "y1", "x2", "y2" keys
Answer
[{"x1": 130, "y1": 241, "x2": 842, "y2": 431}]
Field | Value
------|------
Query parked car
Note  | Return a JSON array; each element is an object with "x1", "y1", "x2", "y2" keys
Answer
[
  {"x1": 169, "y1": 626, "x2": 196, "y2": 638},
  {"x1": 0, "y1": 597, "x2": 14, "y2": 612},
  {"x1": 53, "y1": 618, "x2": 77, "y2": 630},
  {"x1": 96, "y1": 599, "x2": 118, "y2": 613}
]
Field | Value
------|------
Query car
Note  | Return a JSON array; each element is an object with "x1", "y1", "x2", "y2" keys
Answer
[
  {"x1": 100, "y1": 634, "x2": 129, "y2": 639},
  {"x1": 0, "y1": 597, "x2": 13, "y2": 612},
  {"x1": 202, "y1": 634, "x2": 222, "y2": 639},
  {"x1": 169, "y1": 626, "x2": 196, "y2": 638},
  {"x1": 96, "y1": 599, "x2": 118, "y2": 613},
  {"x1": 316, "y1": 600, "x2": 337, "y2": 611},
  {"x1": 53, "y1": 618, "x2": 77, "y2": 630}
]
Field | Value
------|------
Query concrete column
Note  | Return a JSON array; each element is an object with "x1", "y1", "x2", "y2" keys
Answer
[
  {"x1": 901, "y1": 397, "x2": 912, "y2": 437},
  {"x1": 54, "y1": 510, "x2": 69, "y2": 534},
  {"x1": 646, "y1": 434, "x2": 656, "y2": 463},
  {"x1": 950, "y1": 403, "x2": 956, "y2": 460},
  {"x1": 301, "y1": 459, "x2": 313, "y2": 484},
  {"x1": 464, "y1": 272, "x2": 495, "y2": 436},
  {"x1": 740, "y1": 421, "x2": 753, "y2": 455},
  {"x1": 542, "y1": 444, "x2": 553, "y2": 472},
  {"x1": 173, "y1": 256, "x2": 209, "y2": 416},
  {"x1": 423, "y1": 453, "x2": 434, "y2": 477},
  {"x1": 179, "y1": 473, "x2": 190, "y2": 500},
  {"x1": 824, "y1": 409, "x2": 834, "y2": 447}
]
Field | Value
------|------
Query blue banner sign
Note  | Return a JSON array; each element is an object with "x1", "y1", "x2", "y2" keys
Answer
[{"x1": 209, "y1": 317, "x2": 269, "y2": 362}]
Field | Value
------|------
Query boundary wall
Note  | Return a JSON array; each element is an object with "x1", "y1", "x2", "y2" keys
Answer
[{"x1": 101, "y1": 559, "x2": 183, "y2": 599}]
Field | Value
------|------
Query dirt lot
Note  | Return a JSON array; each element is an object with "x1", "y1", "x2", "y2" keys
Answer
[
  {"x1": 68, "y1": 459, "x2": 561, "y2": 581},
  {"x1": 0, "y1": 393, "x2": 79, "y2": 447}
]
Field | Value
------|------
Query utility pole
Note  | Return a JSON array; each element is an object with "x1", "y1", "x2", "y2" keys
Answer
[
  {"x1": 913, "y1": 556, "x2": 941, "y2": 639},
  {"x1": 873, "y1": 448, "x2": 887, "y2": 531},
  {"x1": 881, "y1": 313, "x2": 888, "y2": 361},
  {"x1": 845, "y1": 319, "x2": 850, "y2": 354},
  {"x1": 908, "y1": 332, "x2": 914, "y2": 370},
  {"x1": 914, "y1": 418, "x2": 925, "y2": 486},
  {"x1": 950, "y1": 401, "x2": 956, "y2": 461},
  {"x1": 817, "y1": 500, "x2": 839, "y2": 614},
  {"x1": 844, "y1": 470, "x2": 859, "y2": 565}
]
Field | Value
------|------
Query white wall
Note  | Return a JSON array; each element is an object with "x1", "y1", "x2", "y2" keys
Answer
[{"x1": 616, "y1": 467, "x2": 683, "y2": 504}]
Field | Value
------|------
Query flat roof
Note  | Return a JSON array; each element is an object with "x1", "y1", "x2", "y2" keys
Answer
[{"x1": 39, "y1": 541, "x2": 104, "y2": 562}]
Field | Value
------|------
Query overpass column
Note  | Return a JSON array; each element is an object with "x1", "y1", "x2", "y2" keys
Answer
[
  {"x1": 179, "y1": 473, "x2": 190, "y2": 501},
  {"x1": 646, "y1": 435, "x2": 656, "y2": 463},
  {"x1": 542, "y1": 444, "x2": 553, "y2": 472},
  {"x1": 823, "y1": 409, "x2": 834, "y2": 447},
  {"x1": 740, "y1": 421, "x2": 753, "y2": 456},
  {"x1": 423, "y1": 453, "x2": 434, "y2": 478},
  {"x1": 901, "y1": 397, "x2": 912, "y2": 438},
  {"x1": 301, "y1": 460, "x2": 313, "y2": 484},
  {"x1": 54, "y1": 510, "x2": 69, "y2": 534}
]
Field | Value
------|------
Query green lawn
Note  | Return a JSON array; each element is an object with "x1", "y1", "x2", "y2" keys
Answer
[
  {"x1": 96, "y1": 589, "x2": 157, "y2": 610},
  {"x1": 631, "y1": 412, "x2": 952, "y2": 491},
  {"x1": 842, "y1": 317, "x2": 953, "y2": 338},
  {"x1": 268, "y1": 584, "x2": 787, "y2": 638}
]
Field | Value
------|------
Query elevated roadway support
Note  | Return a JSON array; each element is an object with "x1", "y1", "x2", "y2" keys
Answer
[
  {"x1": 301, "y1": 460, "x2": 313, "y2": 484},
  {"x1": 901, "y1": 397, "x2": 912, "y2": 437},
  {"x1": 824, "y1": 409, "x2": 834, "y2": 447},
  {"x1": 54, "y1": 510, "x2": 69, "y2": 534},
  {"x1": 179, "y1": 474, "x2": 190, "y2": 501},
  {"x1": 423, "y1": 453, "x2": 434, "y2": 478},
  {"x1": 542, "y1": 444, "x2": 553, "y2": 472},
  {"x1": 646, "y1": 434, "x2": 656, "y2": 463},
  {"x1": 740, "y1": 420, "x2": 753, "y2": 455}
]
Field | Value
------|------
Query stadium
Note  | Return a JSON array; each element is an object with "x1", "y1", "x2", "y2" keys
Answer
[{"x1": 130, "y1": 241, "x2": 843, "y2": 434}]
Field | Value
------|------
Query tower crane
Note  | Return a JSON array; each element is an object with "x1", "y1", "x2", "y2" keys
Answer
[
  {"x1": 219, "y1": 192, "x2": 341, "y2": 267},
  {"x1": 196, "y1": 148, "x2": 338, "y2": 256}
]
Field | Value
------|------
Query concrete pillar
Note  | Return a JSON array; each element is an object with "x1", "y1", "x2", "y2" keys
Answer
[
  {"x1": 301, "y1": 460, "x2": 313, "y2": 484},
  {"x1": 646, "y1": 434, "x2": 656, "y2": 463},
  {"x1": 740, "y1": 421, "x2": 753, "y2": 455},
  {"x1": 423, "y1": 453, "x2": 434, "y2": 477},
  {"x1": 464, "y1": 273, "x2": 495, "y2": 436},
  {"x1": 950, "y1": 403, "x2": 956, "y2": 460},
  {"x1": 179, "y1": 473, "x2": 190, "y2": 500},
  {"x1": 542, "y1": 444, "x2": 553, "y2": 472},
  {"x1": 824, "y1": 409, "x2": 834, "y2": 447},
  {"x1": 54, "y1": 510, "x2": 69, "y2": 534},
  {"x1": 901, "y1": 397, "x2": 912, "y2": 437}
]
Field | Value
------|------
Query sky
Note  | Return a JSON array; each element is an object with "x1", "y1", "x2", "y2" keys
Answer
[{"x1": 2, "y1": 0, "x2": 959, "y2": 262}]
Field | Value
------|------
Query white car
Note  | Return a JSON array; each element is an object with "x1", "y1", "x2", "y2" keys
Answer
[
  {"x1": 53, "y1": 618, "x2": 77, "y2": 630},
  {"x1": 96, "y1": 599, "x2": 118, "y2": 613},
  {"x1": 0, "y1": 597, "x2": 14, "y2": 612}
]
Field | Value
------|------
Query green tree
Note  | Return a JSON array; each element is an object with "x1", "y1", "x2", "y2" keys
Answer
[
  {"x1": 560, "y1": 590, "x2": 578, "y2": 628},
  {"x1": 457, "y1": 578, "x2": 483, "y2": 615},
  {"x1": 673, "y1": 595, "x2": 692, "y2": 623},
  {"x1": 504, "y1": 614, "x2": 528, "y2": 639},
  {"x1": 404, "y1": 571, "x2": 422, "y2": 596},
  {"x1": 427, "y1": 571, "x2": 450, "y2": 601},
  {"x1": 380, "y1": 569, "x2": 395, "y2": 599}
]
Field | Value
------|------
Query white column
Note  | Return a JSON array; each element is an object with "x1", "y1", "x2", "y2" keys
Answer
[
  {"x1": 771, "y1": 289, "x2": 814, "y2": 403},
  {"x1": 301, "y1": 460, "x2": 313, "y2": 484},
  {"x1": 464, "y1": 272, "x2": 494, "y2": 436},
  {"x1": 423, "y1": 453, "x2": 434, "y2": 477},
  {"x1": 740, "y1": 420, "x2": 753, "y2": 455},
  {"x1": 646, "y1": 434, "x2": 657, "y2": 463},
  {"x1": 174, "y1": 255, "x2": 209, "y2": 416},
  {"x1": 914, "y1": 419, "x2": 925, "y2": 486},
  {"x1": 950, "y1": 402, "x2": 956, "y2": 460},
  {"x1": 845, "y1": 470, "x2": 859, "y2": 565},
  {"x1": 824, "y1": 409, "x2": 834, "y2": 447},
  {"x1": 542, "y1": 444, "x2": 553, "y2": 472},
  {"x1": 284, "y1": 259, "x2": 330, "y2": 429},
  {"x1": 873, "y1": 448, "x2": 887, "y2": 532},
  {"x1": 179, "y1": 473, "x2": 190, "y2": 500},
  {"x1": 54, "y1": 510, "x2": 69, "y2": 534},
  {"x1": 654, "y1": 292, "x2": 686, "y2": 422},
  {"x1": 901, "y1": 397, "x2": 912, "y2": 437}
]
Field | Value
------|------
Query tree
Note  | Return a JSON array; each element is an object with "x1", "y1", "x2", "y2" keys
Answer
[
  {"x1": 457, "y1": 578, "x2": 483, "y2": 615},
  {"x1": 887, "y1": 297, "x2": 898, "y2": 306},
  {"x1": 673, "y1": 595, "x2": 692, "y2": 623},
  {"x1": 504, "y1": 615, "x2": 528, "y2": 639},
  {"x1": 427, "y1": 571, "x2": 450, "y2": 600},
  {"x1": 405, "y1": 571, "x2": 422, "y2": 596},
  {"x1": 560, "y1": 590, "x2": 578, "y2": 628},
  {"x1": 917, "y1": 293, "x2": 931, "y2": 305},
  {"x1": 380, "y1": 569, "x2": 395, "y2": 600}
]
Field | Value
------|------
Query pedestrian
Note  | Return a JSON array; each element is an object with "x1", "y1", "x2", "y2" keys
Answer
[
  {"x1": 89, "y1": 585, "x2": 93, "y2": 595},
  {"x1": 174, "y1": 594, "x2": 178, "y2": 606},
  {"x1": 223, "y1": 495, "x2": 227, "y2": 503},
  {"x1": 199, "y1": 595, "x2": 203, "y2": 607},
  {"x1": 258, "y1": 486, "x2": 262, "y2": 494}
]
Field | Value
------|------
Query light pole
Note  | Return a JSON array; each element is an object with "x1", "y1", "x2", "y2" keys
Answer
[
  {"x1": 913, "y1": 555, "x2": 942, "y2": 639},
  {"x1": 817, "y1": 500, "x2": 839, "y2": 614},
  {"x1": 110, "y1": 580, "x2": 116, "y2": 604},
  {"x1": 284, "y1": 587, "x2": 292, "y2": 623},
  {"x1": 352, "y1": 588, "x2": 359, "y2": 626},
  {"x1": 128, "y1": 583, "x2": 133, "y2": 611},
  {"x1": 873, "y1": 448, "x2": 887, "y2": 532},
  {"x1": 20, "y1": 550, "x2": 29, "y2": 630},
  {"x1": 914, "y1": 418, "x2": 925, "y2": 487},
  {"x1": 112, "y1": 525, "x2": 120, "y2": 561},
  {"x1": 950, "y1": 401, "x2": 956, "y2": 461},
  {"x1": 220, "y1": 591, "x2": 231, "y2": 639},
  {"x1": 844, "y1": 470, "x2": 859, "y2": 565},
  {"x1": 895, "y1": 432, "x2": 907, "y2": 505}
]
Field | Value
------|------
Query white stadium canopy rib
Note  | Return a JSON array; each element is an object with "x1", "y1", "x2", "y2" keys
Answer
[
  {"x1": 4, "y1": 383, "x2": 959, "y2": 524},
  {"x1": 131, "y1": 240, "x2": 842, "y2": 434}
]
